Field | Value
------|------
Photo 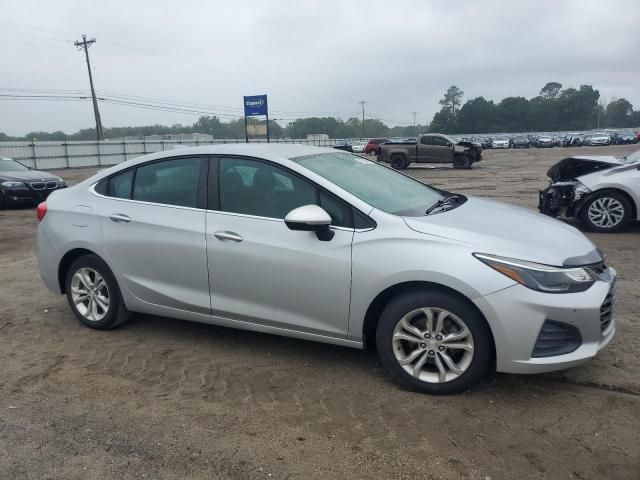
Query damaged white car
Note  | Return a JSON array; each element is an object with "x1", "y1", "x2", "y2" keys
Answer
[{"x1": 539, "y1": 149, "x2": 640, "y2": 232}]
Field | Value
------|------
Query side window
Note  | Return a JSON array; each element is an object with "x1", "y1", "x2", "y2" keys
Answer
[
  {"x1": 107, "y1": 170, "x2": 134, "y2": 199},
  {"x1": 132, "y1": 157, "x2": 203, "y2": 208},
  {"x1": 219, "y1": 157, "x2": 316, "y2": 219},
  {"x1": 319, "y1": 191, "x2": 353, "y2": 228},
  {"x1": 420, "y1": 136, "x2": 432, "y2": 145},
  {"x1": 432, "y1": 137, "x2": 449, "y2": 147}
]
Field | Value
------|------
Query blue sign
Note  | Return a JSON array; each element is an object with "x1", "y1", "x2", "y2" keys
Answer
[{"x1": 244, "y1": 95, "x2": 268, "y2": 116}]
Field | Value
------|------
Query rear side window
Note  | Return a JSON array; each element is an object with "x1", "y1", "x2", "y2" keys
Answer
[
  {"x1": 420, "y1": 136, "x2": 432, "y2": 145},
  {"x1": 107, "y1": 170, "x2": 134, "y2": 199},
  {"x1": 133, "y1": 157, "x2": 203, "y2": 208}
]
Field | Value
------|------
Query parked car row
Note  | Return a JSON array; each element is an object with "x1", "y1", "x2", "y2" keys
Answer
[{"x1": 458, "y1": 131, "x2": 639, "y2": 149}]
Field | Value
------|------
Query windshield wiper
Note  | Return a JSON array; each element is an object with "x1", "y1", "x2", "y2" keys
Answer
[{"x1": 425, "y1": 193, "x2": 465, "y2": 215}]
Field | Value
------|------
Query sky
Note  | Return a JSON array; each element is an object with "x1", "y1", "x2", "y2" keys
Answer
[{"x1": 0, "y1": 0, "x2": 639, "y2": 136}]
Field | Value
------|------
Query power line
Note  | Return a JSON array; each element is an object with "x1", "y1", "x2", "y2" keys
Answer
[{"x1": 74, "y1": 34, "x2": 104, "y2": 140}]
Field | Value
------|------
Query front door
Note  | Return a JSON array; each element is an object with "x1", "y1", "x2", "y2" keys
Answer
[{"x1": 205, "y1": 156, "x2": 353, "y2": 338}]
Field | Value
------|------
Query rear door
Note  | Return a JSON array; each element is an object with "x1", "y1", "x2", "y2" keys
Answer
[
  {"x1": 97, "y1": 156, "x2": 211, "y2": 314},
  {"x1": 205, "y1": 156, "x2": 354, "y2": 338}
]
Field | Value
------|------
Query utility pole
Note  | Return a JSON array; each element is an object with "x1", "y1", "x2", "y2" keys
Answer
[
  {"x1": 74, "y1": 34, "x2": 104, "y2": 140},
  {"x1": 358, "y1": 100, "x2": 367, "y2": 138},
  {"x1": 412, "y1": 111, "x2": 417, "y2": 133}
]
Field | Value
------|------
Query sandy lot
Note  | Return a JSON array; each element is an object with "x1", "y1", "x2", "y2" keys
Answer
[{"x1": 1, "y1": 144, "x2": 639, "y2": 479}]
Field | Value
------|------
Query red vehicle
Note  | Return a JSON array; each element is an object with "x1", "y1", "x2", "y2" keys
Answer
[{"x1": 364, "y1": 138, "x2": 388, "y2": 155}]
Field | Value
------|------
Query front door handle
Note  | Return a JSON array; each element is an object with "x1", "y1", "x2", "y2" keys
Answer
[
  {"x1": 109, "y1": 213, "x2": 131, "y2": 223},
  {"x1": 213, "y1": 231, "x2": 243, "y2": 242}
]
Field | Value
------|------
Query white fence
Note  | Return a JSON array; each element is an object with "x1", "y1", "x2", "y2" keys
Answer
[{"x1": 0, "y1": 137, "x2": 359, "y2": 171}]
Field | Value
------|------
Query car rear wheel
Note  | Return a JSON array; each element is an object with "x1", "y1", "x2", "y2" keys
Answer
[
  {"x1": 65, "y1": 254, "x2": 131, "y2": 330},
  {"x1": 581, "y1": 191, "x2": 631, "y2": 233},
  {"x1": 452, "y1": 154, "x2": 470, "y2": 169},
  {"x1": 376, "y1": 290, "x2": 491, "y2": 395},
  {"x1": 390, "y1": 154, "x2": 408, "y2": 170}
]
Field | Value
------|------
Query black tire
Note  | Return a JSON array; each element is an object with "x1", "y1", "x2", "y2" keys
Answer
[
  {"x1": 0, "y1": 192, "x2": 5, "y2": 209},
  {"x1": 579, "y1": 191, "x2": 632, "y2": 233},
  {"x1": 375, "y1": 289, "x2": 491, "y2": 395},
  {"x1": 452, "y1": 154, "x2": 471, "y2": 169},
  {"x1": 65, "y1": 254, "x2": 131, "y2": 330},
  {"x1": 390, "y1": 154, "x2": 408, "y2": 170}
]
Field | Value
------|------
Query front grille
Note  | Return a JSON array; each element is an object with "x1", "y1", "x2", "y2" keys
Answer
[
  {"x1": 600, "y1": 285, "x2": 615, "y2": 333},
  {"x1": 30, "y1": 182, "x2": 45, "y2": 190},
  {"x1": 46, "y1": 181, "x2": 58, "y2": 189},
  {"x1": 532, "y1": 320, "x2": 582, "y2": 358}
]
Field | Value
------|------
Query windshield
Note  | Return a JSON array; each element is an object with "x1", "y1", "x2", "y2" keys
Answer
[
  {"x1": 622, "y1": 149, "x2": 640, "y2": 165},
  {"x1": 0, "y1": 158, "x2": 28, "y2": 172},
  {"x1": 293, "y1": 152, "x2": 444, "y2": 216}
]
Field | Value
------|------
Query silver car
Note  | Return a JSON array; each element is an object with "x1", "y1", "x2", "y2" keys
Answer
[
  {"x1": 539, "y1": 149, "x2": 640, "y2": 232},
  {"x1": 36, "y1": 145, "x2": 616, "y2": 395}
]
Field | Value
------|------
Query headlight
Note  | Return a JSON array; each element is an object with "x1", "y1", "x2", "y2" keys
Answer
[
  {"x1": 474, "y1": 253, "x2": 595, "y2": 293},
  {"x1": 1, "y1": 181, "x2": 26, "y2": 188},
  {"x1": 573, "y1": 183, "x2": 591, "y2": 200},
  {"x1": 58, "y1": 179, "x2": 66, "y2": 187}
]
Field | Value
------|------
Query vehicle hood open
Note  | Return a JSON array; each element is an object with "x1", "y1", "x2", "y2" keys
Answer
[
  {"x1": 403, "y1": 196, "x2": 599, "y2": 267},
  {"x1": 546, "y1": 156, "x2": 622, "y2": 182}
]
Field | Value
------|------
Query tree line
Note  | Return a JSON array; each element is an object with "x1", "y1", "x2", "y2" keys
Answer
[
  {"x1": 430, "y1": 83, "x2": 640, "y2": 134},
  {"x1": 1, "y1": 82, "x2": 638, "y2": 141}
]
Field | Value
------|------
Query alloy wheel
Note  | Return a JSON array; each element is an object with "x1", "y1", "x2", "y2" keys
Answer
[
  {"x1": 392, "y1": 307, "x2": 474, "y2": 383},
  {"x1": 587, "y1": 197, "x2": 625, "y2": 229},
  {"x1": 70, "y1": 267, "x2": 110, "y2": 322}
]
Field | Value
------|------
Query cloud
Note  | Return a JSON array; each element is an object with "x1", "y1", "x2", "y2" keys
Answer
[{"x1": 0, "y1": 0, "x2": 638, "y2": 135}]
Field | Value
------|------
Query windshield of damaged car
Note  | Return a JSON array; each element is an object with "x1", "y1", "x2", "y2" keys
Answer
[
  {"x1": 621, "y1": 149, "x2": 640, "y2": 164},
  {"x1": 294, "y1": 152, "x2": 444, "y2": 216},
  {"x1": 0, "y1": 158, "x2": 28, "y2": 172}
]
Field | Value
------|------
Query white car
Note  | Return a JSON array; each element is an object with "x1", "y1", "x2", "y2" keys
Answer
[
  {"x1": 539, "y1": 149, "x2": 640, "y2": 232},
  {"x1": 351, "y1": 142, "x2": 367, "y2": 153},
  {"x1": 491, "y1": 137, "x2": 510, "y2": 149},
  {"x1": 583, "y1": 133, "x2": 611, "y2": 146}
]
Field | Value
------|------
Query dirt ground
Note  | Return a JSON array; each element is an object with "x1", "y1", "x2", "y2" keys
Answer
[{"x1": 1, "y1": 144, "x2": 639, "y2": 479}]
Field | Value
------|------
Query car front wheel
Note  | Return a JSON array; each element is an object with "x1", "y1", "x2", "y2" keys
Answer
[
  {"x1": 376, "y1": 290, "x2": 491, "y2": 395},
  {"x1": 581, "y1": 191, "x2": 631, "y2": 233},
  {"x1": 65, "y1": 254, "x2": 131, "y2": 330}
]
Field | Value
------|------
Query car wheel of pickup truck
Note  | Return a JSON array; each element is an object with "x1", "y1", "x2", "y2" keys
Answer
[
  {"x1": 390, "y1": 154, "x2": 408, "y2": 170},
  {"x1": 453, "y1": 155, "x2": 470, "y2": 169}
]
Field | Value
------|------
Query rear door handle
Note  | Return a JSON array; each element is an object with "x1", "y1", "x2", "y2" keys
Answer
[
  {"x1": 109, "y1": 213, "x2": 131, "y2": 223},
  {"x1": 213, "y1": 231, "x2": 243, "y2": 242}
]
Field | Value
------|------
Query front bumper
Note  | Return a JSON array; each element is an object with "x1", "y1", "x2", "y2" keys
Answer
[
  {"x1": 1, "y1": 185, "x2": 65, "y2": 205},
  {"x1": 474, "y1": 273, "x2": 616, "y2": 374}
]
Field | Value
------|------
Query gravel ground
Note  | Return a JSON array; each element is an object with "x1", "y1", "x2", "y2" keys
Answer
[{"x1": 1, "y1": 144, "x2": 639, "y2": 479}]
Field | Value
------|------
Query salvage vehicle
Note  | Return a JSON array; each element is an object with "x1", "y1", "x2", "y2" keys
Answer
[
  {"x1": 0, "y1": 157, "x2": 66, "y2": 209},
  {"x1": 491, "y1": 137, "x2": 510, "y2": 149},
  {"x1": 582, "y1": 133, "x2": 611, "y2": 146},
  {"x1": 539, "y1": 149, "x2": 640, "y2": 232},
  {"x1": 332, "y1": 142, "x2": 353, "y2": 152},
  {"x1": 511, "y1": 136, "x2": 531, "y2": 148},
  {"x1": 562, "y1": 134, "x2": 583, "y2": 147},
  {"x1": 37, "y1": 144, "x2": 615, "y2": 395},
  {"x1": 612, "y1": 132, "x2": 637, "y2": 145},
  {"x1": 535, "y1": 136, "x2": 554, "y2": 148},
  {"x1": 378, "y1": 133, "x2": 482, "y2": 169},
  {"x1": 364, "y1": 138, "x2": 388, "y2": 155}
]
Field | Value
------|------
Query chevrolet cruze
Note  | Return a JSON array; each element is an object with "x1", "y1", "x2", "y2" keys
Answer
[{"x1": 36, "y1": 145, "x2": 616, "y2": 394}]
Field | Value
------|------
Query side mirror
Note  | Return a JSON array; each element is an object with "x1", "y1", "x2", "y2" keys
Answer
[{"x1": 285, "y1": 205, "x2": 334, "y2": 241}]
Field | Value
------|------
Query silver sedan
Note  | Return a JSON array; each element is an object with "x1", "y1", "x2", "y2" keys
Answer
[{"x1": 36, "y1": 144, "x2": 616, "y2": 394}]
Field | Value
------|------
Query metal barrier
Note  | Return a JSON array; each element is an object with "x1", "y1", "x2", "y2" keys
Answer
[{"x1": 0, "y1": 137, "x2": 364, "y2": 170}]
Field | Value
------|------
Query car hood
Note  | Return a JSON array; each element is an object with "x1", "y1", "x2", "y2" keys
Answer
[
  {"x1": 403, "y1": 196, "x2": 598, "y2": 266},
  {"x1": 0, "y1": 170, "x2": 62, "y2": 182},
  {"x1": 547, "y1": 156, "x2": 622, "y2": 181}
]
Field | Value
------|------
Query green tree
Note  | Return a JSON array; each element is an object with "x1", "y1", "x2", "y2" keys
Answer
[
  {"x1": 540, "y1": 82, "x2": 562, "y2": 99},
  {"x1": 439, "y1": 86, "x2": 464, "y2": 116},
  {"x1": 604, "y1": 98, "x2": 634, "y2": 127},
  {"x1": 456, "y1": 97, "x2": 498, "y2": 133}
]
